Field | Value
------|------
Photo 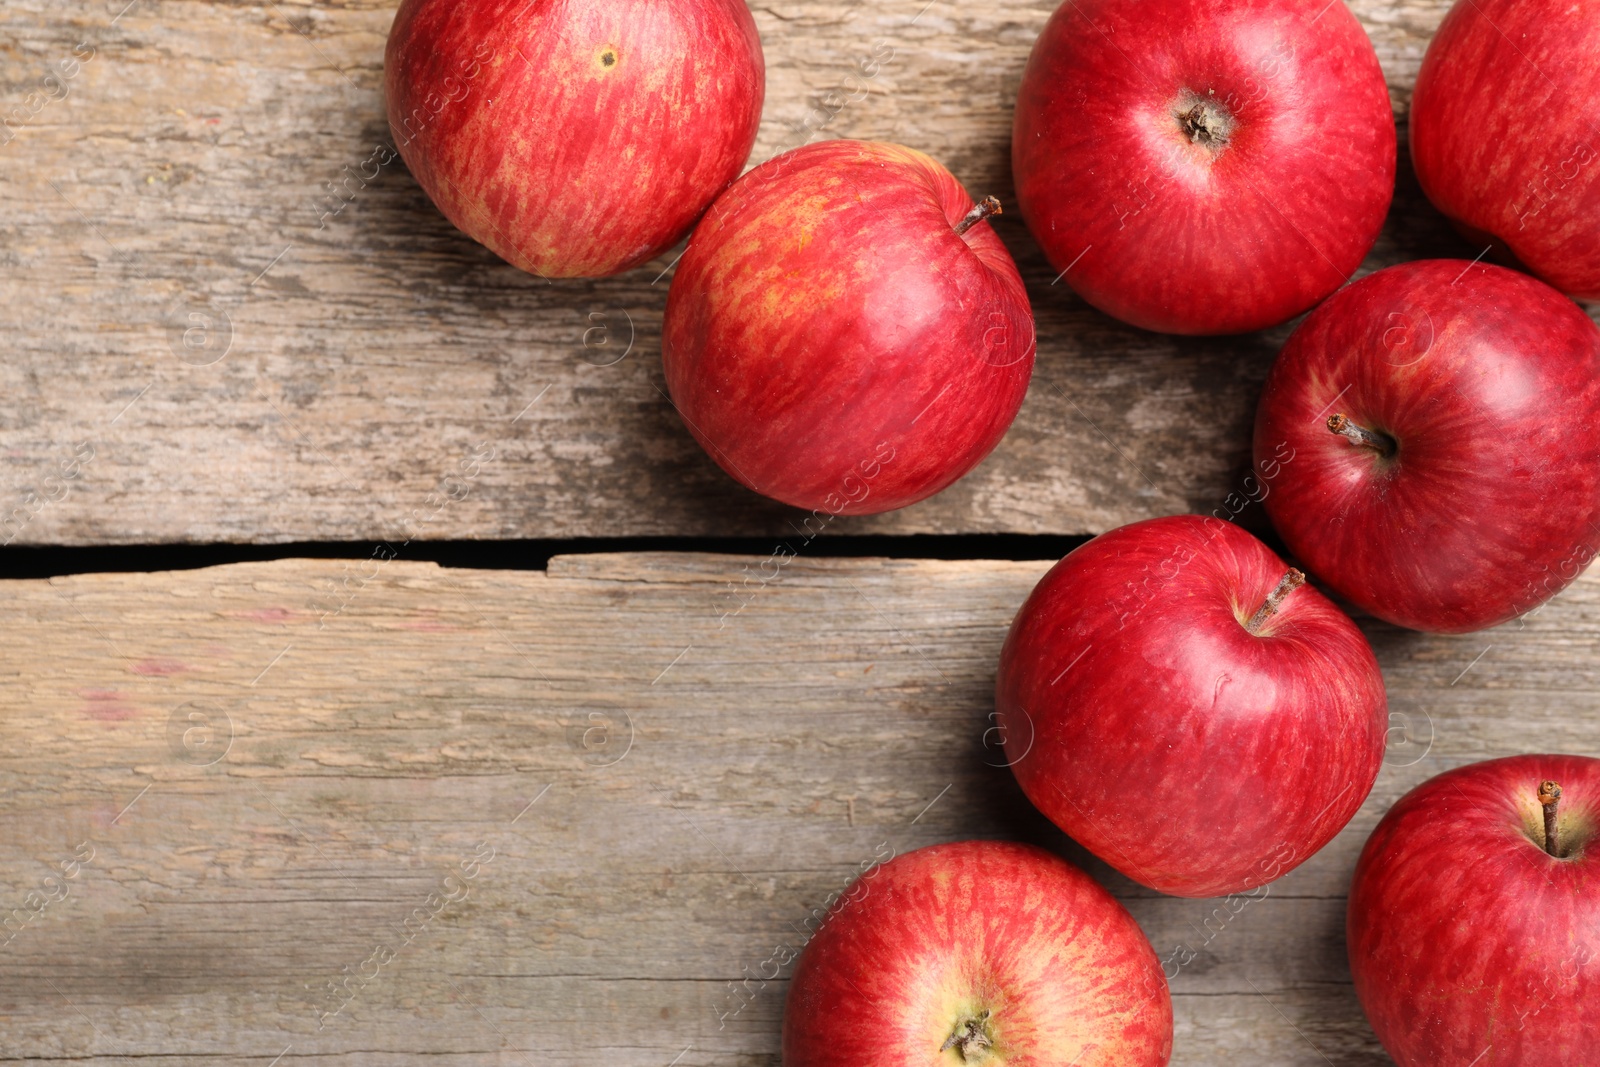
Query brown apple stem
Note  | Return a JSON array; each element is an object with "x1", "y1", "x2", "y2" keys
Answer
[
  {"x1": 1245, "y1": 569, "x2": 1306, "y2": 634},
  {"x1": 939, "y1": 1011, "x2": 993, "y2": 1061},
  {"x1": 954, "y1": 196, "x2": 1002, "y2": 236},
  {"x1": 1327, "y1": 414, "x2": 1395, "y2": 457},
  {"x1": 1178, "y1": 100, "x2": 1232, "y2": 147},
  {"x1": 1540, "y1": 780, "x2": 1563, "y2": 857}
]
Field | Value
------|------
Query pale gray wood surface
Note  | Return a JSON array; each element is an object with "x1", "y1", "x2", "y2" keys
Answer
[
  {"x1": 1, "y1": 552, "x2": 1594, "y2": 1064},
  {"x1": 0, "y1": 0, "x2": 1543, "y2": 544}
]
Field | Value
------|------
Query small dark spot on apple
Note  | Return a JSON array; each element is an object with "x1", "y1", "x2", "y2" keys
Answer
[{"x1": 601, "y1": 50, "x2": 617, "y2": 68}]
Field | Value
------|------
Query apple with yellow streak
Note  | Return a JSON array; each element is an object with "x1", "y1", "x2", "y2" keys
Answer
[
  {"x1": 663, "y1": 140, "x2": 1035, "y2": 514},
  {"x1": 385, "y1": 0, "x2": 764, "y2": 278},
  {"x1": 783, "y1": 840, "x2": 1172, "y2": 1067}
]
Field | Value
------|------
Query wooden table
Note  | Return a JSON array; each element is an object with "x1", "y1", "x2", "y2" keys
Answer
[
  {"x1": 5, "y1": 0, "x2": 1596, "y2": 1064},
  {"x1": 3, "y1": 554, "x2": 1597, "y2": 1065}
]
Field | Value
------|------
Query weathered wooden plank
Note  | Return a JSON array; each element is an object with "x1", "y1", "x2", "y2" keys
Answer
[
  {"x1": 0, "y1": 552, "x2": 1596, "y2": 1063},
  {"x1": 0, "y1": 0, "x2": 1539, "y2": 544}
]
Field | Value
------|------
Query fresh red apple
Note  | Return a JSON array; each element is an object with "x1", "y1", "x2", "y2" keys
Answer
[
  {"x1": 1255, "y1": 259, "x2": 1600, "y2": 634},
  {"x1": 1348, "y1": 755, "x2": 1600, "y2": 1065},
  {"x1": 995, "y1": 515, "x2": 1387, "y2": 898},
  {"x1": 1411, "y1": 0, "x2": 1600, "y2": 300},
  {"x1": 783, "y1": 839, "x2": 1173, "y2": 1067},
  {"x1": 1011, "y1": 0, "x2": 1395, "y2": 335},
  {"x1": 662, "y1": 139, "x2": 1034, "y2": 515},
  {"x1": 385, "y1": 0, "x2": 763, "y2": 278}
]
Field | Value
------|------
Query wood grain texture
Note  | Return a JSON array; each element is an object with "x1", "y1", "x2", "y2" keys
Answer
[
  {"x1": 1, "y1": 0, "x2": 1559, "y2": 545},
  {"x1": 1, "y1": 552, "x2": 1596, "y2": 1063}
]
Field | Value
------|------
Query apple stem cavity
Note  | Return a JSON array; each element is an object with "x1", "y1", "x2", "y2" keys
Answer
[
  {"x1": 1540, "y1": 780, "x2": 1563, "y2": 857},
  {"x1": 1175, "y1": 93, "x2": 1235, "y2": 149},
  {"x1": 954, "y1": 196, "x2": 1002, "y2": 237},
  {"x1": 1245, "y1": 569, "x2": 1306, "y2": 635},
  {"x1": 939, "y1": 1010, "x2": 993, "y2": 1061},
  {"x1": 1327, "y1": 413, "x2": 1396, "y2": 457}
]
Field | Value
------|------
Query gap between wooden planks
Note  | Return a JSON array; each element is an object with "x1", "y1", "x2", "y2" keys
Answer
[{"x1": 0, "y1": 553, "x2": 1596, "y2": 1064}]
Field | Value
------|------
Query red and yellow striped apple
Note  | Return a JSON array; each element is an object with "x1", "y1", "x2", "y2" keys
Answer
[
  {"x1": 783, "y1": 840, "x2": 1173, "y2": 1067},
  {"x1": 385, "y1": 0, "x2": 764, "y2": 278},
  {"x1": 995, "y1": 515, "x2": 1387, "y2": 898},
  {"x1": 662, "y1": 139, "x2": 1035, "y2": 515},
  {"x1": 1348, "y1": 755, "x2": 1600, "y2": 1066}
]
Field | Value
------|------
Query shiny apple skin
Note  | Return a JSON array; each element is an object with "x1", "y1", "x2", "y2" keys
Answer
[
  {"x1": 1255, "y1": 260, "x2": 1600, "y2": 634},
  {"x1": 662, "y1": 140, "x2": 1035, "y2": 515},
  {"x1": 1011, "y1": 0, "x2": 1395, "y2": 335},
  {"x1": 995, "y1": 515, "x2": 1386, "y2": 899},
  {"x1": 385, "y1": 0, "x2": 764, "y2": 278},
  {"x1": 782, "y1": 840, "x2": 1173, "y2": 1067},
  {"x1": 1411, "y1": 0, "x2": 1600, "y2": 300},
  {"x1": 1348, "y1": 755, "x2": 1600, "y2": 1066}
]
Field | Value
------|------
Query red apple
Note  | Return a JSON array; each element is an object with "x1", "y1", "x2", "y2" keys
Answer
[
  {"x1": 1348, "y1": 755, "x2": 1600, "y2": 1065},
  {"x1": 1011, "y1": 0, "x2": 1395, "y2": 335},
  {"x1": 1411, "y1": 0, "x2": 1600, "y2": 300},
  {"x1": 995, "y1": 515, "x2": 1387, "y2": 898},
  {"x1": 662, "y1": 139, "x2": 1034, "y2": 515},
  {"x1": 385, "y1": 0, "x2": 763, "y2": 278},
  {"x1": 783, "y1": 840, "x2": 1173, "y2": 1067},
  {"x1": 1255, "y1": 259, "x2": 1600, "y2": 634}
]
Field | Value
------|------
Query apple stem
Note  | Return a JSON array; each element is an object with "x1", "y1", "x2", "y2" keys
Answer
[
  {"x1": 1178, "y1": 100, "x2": 1231, "y2": 147},
  {"x1": 940, "y1": 1011, "x2": 993, "y2": 1061},
  {"x1": 954, "y1": 196, "x2": 1002, "y2": 237},
  {"x1": 1540, "y1": 780, "x2": 1563, "y2": 857},
  {"x1": 1245, "y1": 569, "x2": 1306, "y2": 634},
  {"x1": 1327, "y1": 414, "x2": 1395, "y2": 457}
]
